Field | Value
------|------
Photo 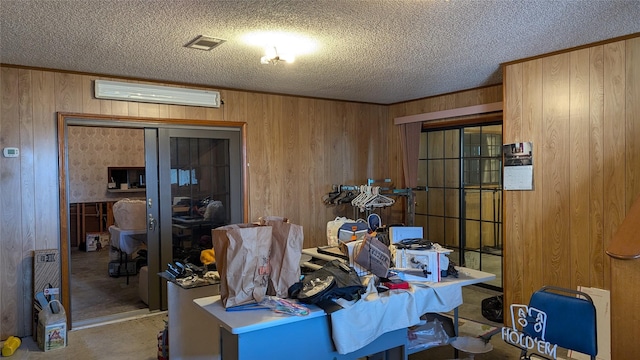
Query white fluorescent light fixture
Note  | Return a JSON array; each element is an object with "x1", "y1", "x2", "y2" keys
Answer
[{"x1": 94, "y1": 80, "x2": 221, "y2": 108}]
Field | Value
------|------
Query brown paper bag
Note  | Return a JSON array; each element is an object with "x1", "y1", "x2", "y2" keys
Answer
[
  {"x1": 212, "y1": 224, "x2": 272, "y2": 308},
  {"x1": 354, "y1": 233, "x2": 391, "y2": 278},
  {"x1": 260, "y1": 216, "x2": 304, "y2": 298}
]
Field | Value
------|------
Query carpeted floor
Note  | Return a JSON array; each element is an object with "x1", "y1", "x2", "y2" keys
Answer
[
  {"x1": 5, "y1": 312, "x2": 166, "y2": 360},
  {"x1": 70, "y1": 246, "x2": 147, "y2": 324}
]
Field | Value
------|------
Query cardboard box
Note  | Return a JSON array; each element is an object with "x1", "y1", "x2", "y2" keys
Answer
[
  {"x1": 33, "y1": 249, "x2": 60, "y2": 341},
  {"x1": 85, "y1": 232, "x2": 110, "y2": 252}
]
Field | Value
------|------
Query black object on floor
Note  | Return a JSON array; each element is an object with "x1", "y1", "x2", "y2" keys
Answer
[{"x1": 481, "y1": 295, "x2": 504, "y2": 323}]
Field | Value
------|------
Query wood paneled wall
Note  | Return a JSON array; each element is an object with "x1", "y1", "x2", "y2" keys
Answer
[
  {"x1": 0, "y1": 67, "x2": 398, "y2": 338},
  {"x1": 0, "y1": 64, "x2": 503, "y2": 338},
  {"x1": 503, "y1": 35, "x2": 640, "y2": 357}
]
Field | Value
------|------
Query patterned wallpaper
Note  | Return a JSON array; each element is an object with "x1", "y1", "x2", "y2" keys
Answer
[{"x1": 68, "y1": 126, "x2": 145, "y2": 203}]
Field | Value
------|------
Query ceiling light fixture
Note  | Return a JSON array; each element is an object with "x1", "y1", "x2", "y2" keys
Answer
[
  {"x1": 244, "y1": 31, "x2": 316, "y2": 65},
  {"x1": 94, "y1": 80, "x2": 221, "y2": 108},
  {"x1": 260, "y1": 47, "x2": 295, "y2": 65}
]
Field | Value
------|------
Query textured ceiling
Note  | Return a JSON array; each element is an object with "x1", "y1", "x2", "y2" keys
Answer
[{"x1": 1, "y1": 0, "x2": 639, "y2": 104}]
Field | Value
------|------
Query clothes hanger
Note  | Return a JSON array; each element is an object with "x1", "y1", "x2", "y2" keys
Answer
[
  {"x1": 351, "y1": 185, "x2": 369, "y2": 208},
  {"x1": 364, "y1": 187, "x2": 395, "y2": 209}
]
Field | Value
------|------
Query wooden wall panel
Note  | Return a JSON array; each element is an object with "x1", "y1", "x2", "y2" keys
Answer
[
  {"x1": 569, "y1": 49, "x2": 591, "y2": 289},
  {"x1": 503, "y1": 63, "x2": 524, "y2": 309},
  {"x1": 138, "y1": 102, "x2": 160, "y2": 118},
  {"x1": 1, "y1": 68, "x2": 22, "y2": 338},
  {"x1": 296, "y1": 97, "x2": 314, "y2": 231},
  {"x1": 521, "y1": 59, "x2": 543, "y2": 300},
  {"x1": 18, "y1": 69, "x2": 35, "y2": 336},
  {"x1": 504, "y1": 34, "x2": 640, "y2": 358},
  {"x1": 245, "y1": 91, "x2": 269, "y2": 217},
  {"x1": 266, "y1": 94, "x2": 285, "y2": 214},
  {"x1": 611, "y1": 36, "x2": 640, "y2": 360},
  {"x1": 625, "y1": 37, "x2": 640, "y2": 211},
  {"x1": 589, "y1": 45, "x2": 605, "y2": 288},
  {"x1": 0, "y1": 66, "x2": 396, "y2": 338},
  {"x1": 81, "y1": 75, "x2": 100, "y2": 114},
  {"x1": 55, "y1": 73, "x2": 82, "y2": 112},
  {"x1": 602, "y1": 41, "x2": 626, "y2": 292},
  {"x1": 541, "y1": 53, "x2": 571, "y2": 289},
  {"x1": 33, "y1": 71, "x2": 59, "y2": 250}
]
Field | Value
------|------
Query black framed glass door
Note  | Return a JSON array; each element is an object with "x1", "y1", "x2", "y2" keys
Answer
[
  {"x1": 416, "y1": 123, "x2": 503, "y2": 290},
  {"x1": 145, "y1": 127, "x2": 243, "y2": 309}
]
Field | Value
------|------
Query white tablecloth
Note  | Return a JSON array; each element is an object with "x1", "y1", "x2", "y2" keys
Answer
[
  {"x1": 330, "y1": 278, "x2": 463, "y2": 354},
  {"x1": 109, "y1": 225, "x2": 146, "y2": 255}
]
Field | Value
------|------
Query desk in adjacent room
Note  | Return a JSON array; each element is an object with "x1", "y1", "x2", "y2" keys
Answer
[
  {"x1": 108, "y1": 225, "x2": 146, "y2": 284},
  {"x1": 108, "y1": 225, "x2": 146, "y2": 255},
  {"x1": 171, "y1": 216, "x2": 212, "y2": 247}
]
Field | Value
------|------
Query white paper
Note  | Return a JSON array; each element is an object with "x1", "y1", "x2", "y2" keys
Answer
[{"x1": 504, "y1": 165, "x2": 533, "y2": 190}]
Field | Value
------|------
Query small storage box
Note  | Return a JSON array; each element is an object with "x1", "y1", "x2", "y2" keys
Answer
[{"x1": 86, "y1": 232, "x2": 110, "y2": 252}]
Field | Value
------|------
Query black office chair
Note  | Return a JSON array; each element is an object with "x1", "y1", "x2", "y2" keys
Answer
[{"x1": 506, "y1": 286, "x2": 598, "y2": 360}]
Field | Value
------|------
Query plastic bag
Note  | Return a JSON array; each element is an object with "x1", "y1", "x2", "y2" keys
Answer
[
  {"x1": 481, "y1": 295, "x2": 503, "y2": 323},
  {"x1": 259, "y1": 296, "x2": 310, "y2": 316},
  {"x1": 407, "y1": 318, "x2": 450, "y2": 351}
]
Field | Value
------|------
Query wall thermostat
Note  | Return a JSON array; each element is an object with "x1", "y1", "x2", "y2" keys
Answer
[{"x1": 3, "y1": 147, "x2": 19, "y2": 158}]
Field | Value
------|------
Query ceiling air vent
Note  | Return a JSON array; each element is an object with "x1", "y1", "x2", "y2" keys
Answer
[{"x1": 185, "y1": 35, "x2": 226, "y2": 51}]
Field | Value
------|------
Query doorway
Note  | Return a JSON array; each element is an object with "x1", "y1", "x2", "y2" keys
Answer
[
  {"x1": 67, "y1": 125, "x2": 148, "y2": 325},
  {"x1": 58, "y1": 113, "x2": 247, "y2": 328},
  {"x1": 416, "y1": 123, "x2": 503, "y2": 290}
]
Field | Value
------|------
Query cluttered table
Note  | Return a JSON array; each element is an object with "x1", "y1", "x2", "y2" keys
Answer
[
  {"x1": 194, "y1": 295, "x2": 408, "y2": 360},
  {"x1": 193, "y1": 248, "x2": 495, "y2": 360}
]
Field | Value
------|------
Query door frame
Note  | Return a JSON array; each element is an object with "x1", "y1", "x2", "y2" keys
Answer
[{"x1": 57, "y1": 112, "x2": 248, "y2": 328}]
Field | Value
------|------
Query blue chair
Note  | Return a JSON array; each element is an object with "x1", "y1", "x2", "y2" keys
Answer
[{"x1": 509, "y1": 286, "x2": 598, "y2": 359}]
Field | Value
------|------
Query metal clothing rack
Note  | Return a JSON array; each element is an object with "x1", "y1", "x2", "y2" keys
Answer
[{"x1": 327, "y1": 178, "x2": 427, "y2": 226}]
